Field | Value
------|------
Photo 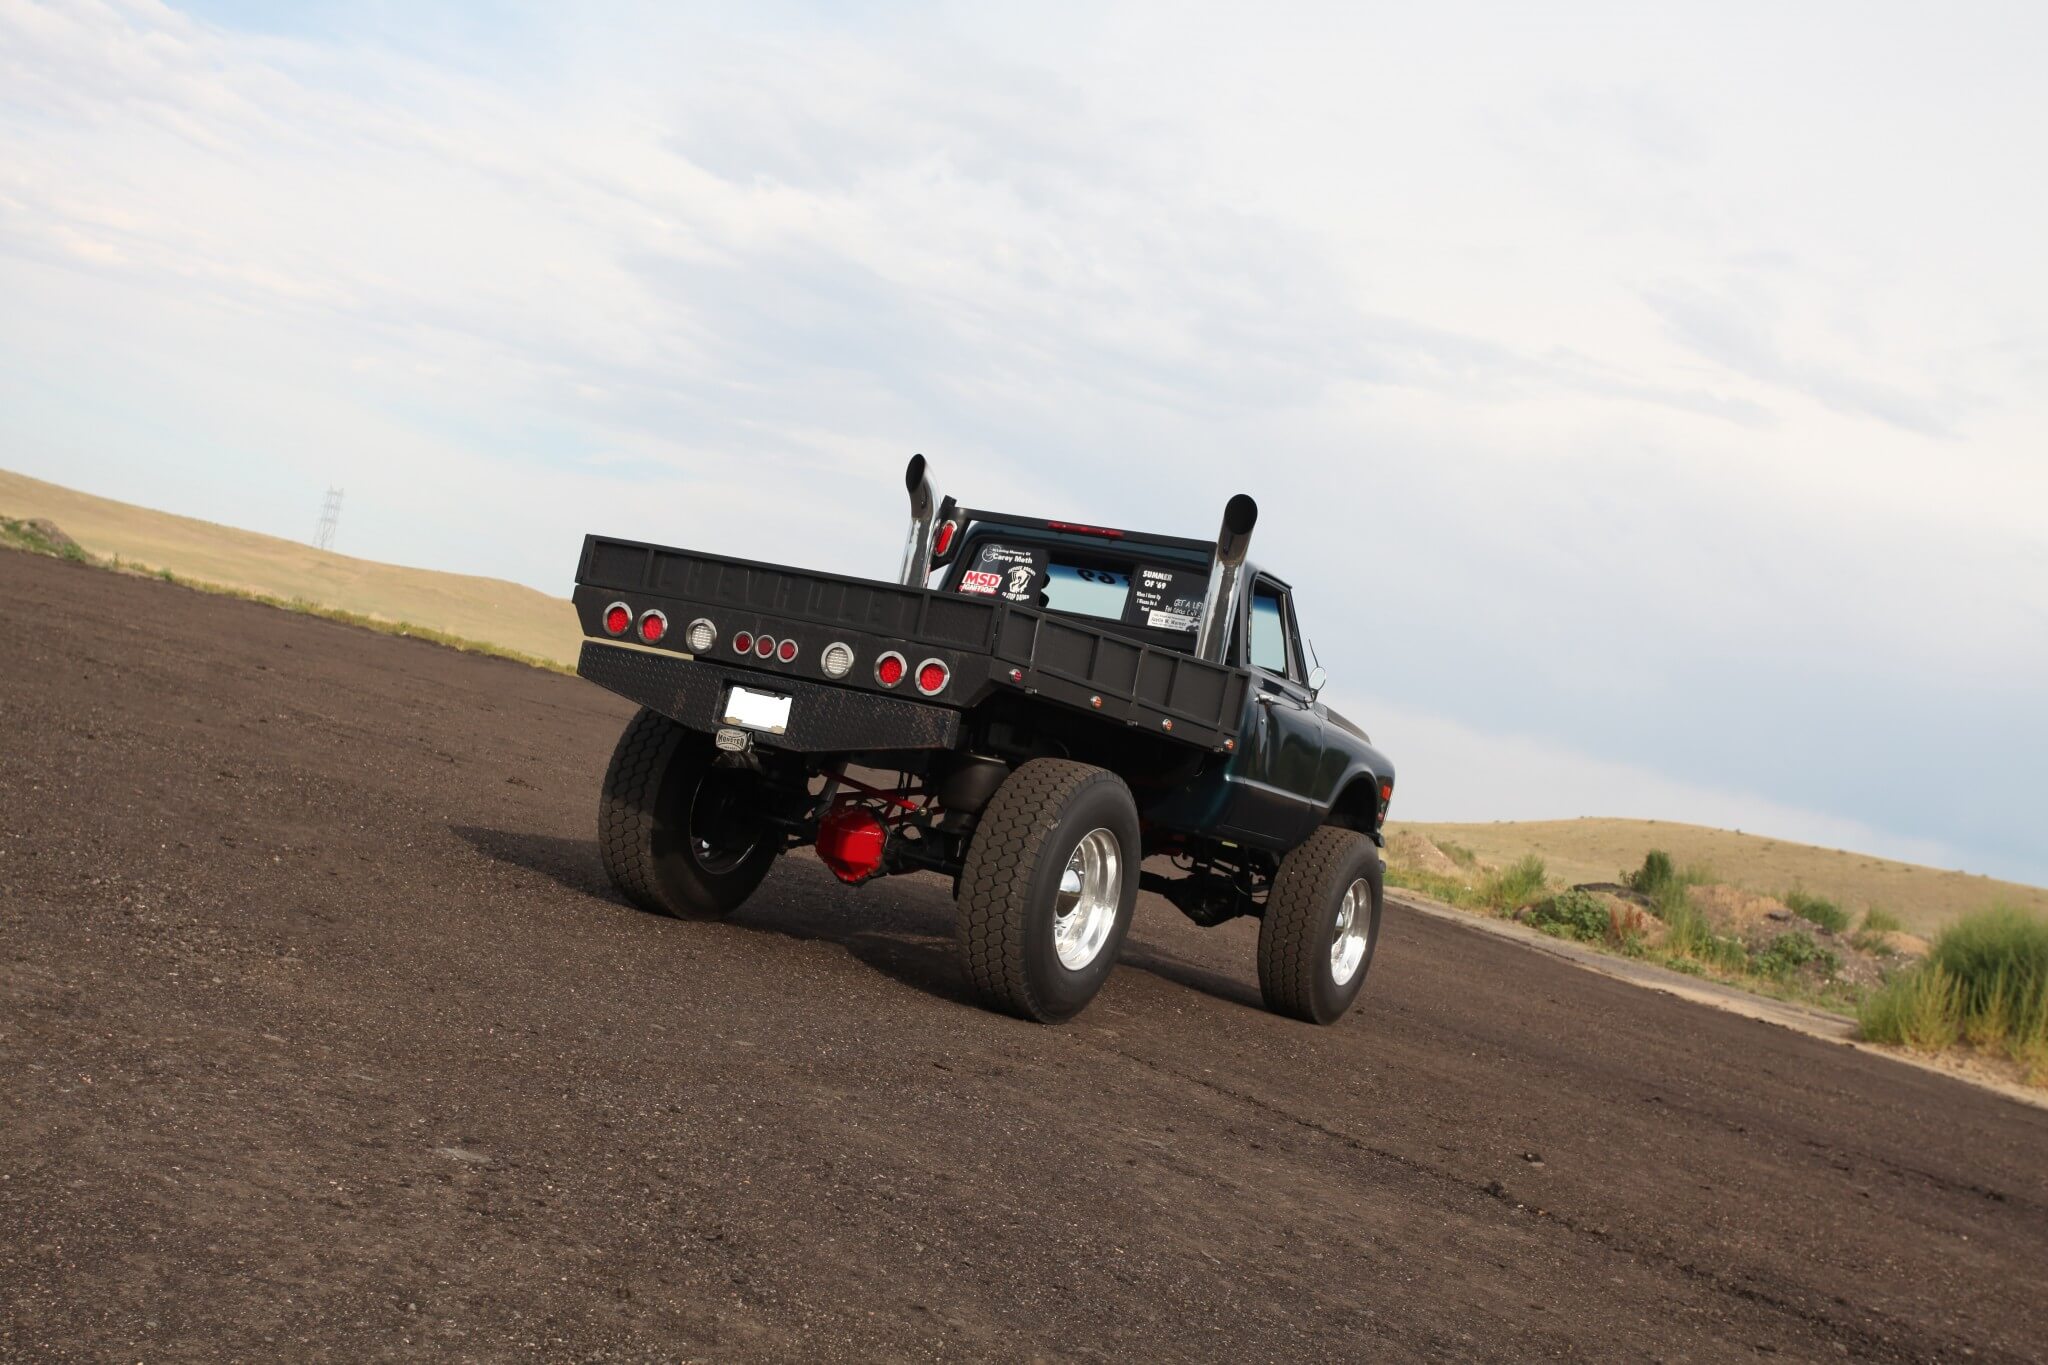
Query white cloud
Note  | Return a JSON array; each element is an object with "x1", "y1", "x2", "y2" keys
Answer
[{"x1": 0, "y1": 0, "x2": 2043, "y2": 882}]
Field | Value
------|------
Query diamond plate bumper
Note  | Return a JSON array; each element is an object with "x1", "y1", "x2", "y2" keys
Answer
[{"x1": 578, "y1": 642, "x2": 962, "y2": 753}]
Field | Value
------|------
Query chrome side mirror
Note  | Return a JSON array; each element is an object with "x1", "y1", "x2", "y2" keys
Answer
[{"x1": 1307, "y1": 665, "x2": 1327, "y2": 699}]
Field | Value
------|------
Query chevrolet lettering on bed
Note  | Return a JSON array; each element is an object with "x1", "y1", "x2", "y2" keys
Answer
[{"x1": 572, "y1": 456, "x2": 1396, "y2": 1024}]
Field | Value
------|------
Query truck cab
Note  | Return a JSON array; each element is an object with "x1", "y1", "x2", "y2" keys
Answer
[{"x1": 926, "y1": 509, "x2": 1389, "y2": 859}]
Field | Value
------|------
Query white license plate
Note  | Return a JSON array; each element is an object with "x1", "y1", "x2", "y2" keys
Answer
[{"x1": 721, "y1": 685, "x2": 793, "y2": 735}]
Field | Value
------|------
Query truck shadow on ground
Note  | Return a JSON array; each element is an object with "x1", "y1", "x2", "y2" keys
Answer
[{"x1": 450, "y1": 823, "x2": 1266, "y2": 1016}]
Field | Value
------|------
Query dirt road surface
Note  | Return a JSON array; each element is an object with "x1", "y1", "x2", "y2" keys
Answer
[{"x1": 4, "y1": 548, "x2": 2045, "y2": 1362}]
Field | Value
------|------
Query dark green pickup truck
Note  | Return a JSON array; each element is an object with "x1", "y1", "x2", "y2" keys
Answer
[{"x1": 573, "y1": 457, "x2": 1397, "y2": 1025}]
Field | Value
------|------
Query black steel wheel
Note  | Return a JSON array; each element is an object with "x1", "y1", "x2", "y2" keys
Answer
[{"x1": 597, "y1": 708, "x2": 779, "y2": 919}]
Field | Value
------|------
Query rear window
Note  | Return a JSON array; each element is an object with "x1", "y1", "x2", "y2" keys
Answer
[
  {"x1": 953, "y1": 537, "x2": 1209, "y2": 637},
  {"x1": 1043, "y1": 563, "x2": 1130, "y2": 619}
]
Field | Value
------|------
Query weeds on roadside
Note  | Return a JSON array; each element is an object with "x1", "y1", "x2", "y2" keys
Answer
[
  {"x1": 1662, "y1": 898, "x2": 1750, "y2": 974},
  {"x1": 1480, "y1": 855, "x2": 1547, "y2": 912},
  {"x1": 1385, "y1": 853, "x2": 1548, "y2": 916},
  {"x1": 1755, "y1": 930, "x2": 1838, "y2": 980},
  {"x1": 1782, "y1": 888, "x2": 1849, "y2": 934},
  {"x1": 1529, "y1": 889, "x2": 1608, "y2": 943},
  {"x1": 1859, "y1": 966, "x2": 1962, "y2": 1051},
  {"x1": 1858, "y1": 907, "x2": 2048, "y2": 1074}
]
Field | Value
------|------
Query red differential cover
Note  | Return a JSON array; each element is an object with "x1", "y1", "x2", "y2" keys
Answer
[{"x1": 815, "y1": 805, "x2": 887, "y2": 883}]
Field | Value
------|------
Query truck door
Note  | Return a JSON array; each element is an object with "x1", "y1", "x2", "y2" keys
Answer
[{"x1": 1220, "y1": 577, "x2": 1323, "y2": 848}]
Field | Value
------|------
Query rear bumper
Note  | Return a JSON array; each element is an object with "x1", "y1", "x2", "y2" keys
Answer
[{"x1": 579, "y1": 641, "x2": 962, "y2": 753}]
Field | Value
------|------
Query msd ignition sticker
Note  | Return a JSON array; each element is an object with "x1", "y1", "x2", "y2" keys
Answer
[
  {"x1": 957, "y1": 542, "x2": 1046, "y2": 601},
  {"x1": 1128, "y1": 564, "x2": 1206, "y2": 633}
]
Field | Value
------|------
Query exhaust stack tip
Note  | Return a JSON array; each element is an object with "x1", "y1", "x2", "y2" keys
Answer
[
  {"x1": 898, "y1": 453, "x2": 938, "y2": 586},
  {"x1": 1219, "y1": 494, "x2": 1257, "y2": 547},
  {"x1": 1196, "y1": 493, "x2": 1259, "y2": 664}
]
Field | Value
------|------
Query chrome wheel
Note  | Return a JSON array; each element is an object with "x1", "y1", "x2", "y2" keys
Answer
[
  {"x1": 1330, "y1": 878, "x2": 1371, "y2": 985},
  {"x1": 1052, "y1": 827, "x2": 1122, "y2": 971}
]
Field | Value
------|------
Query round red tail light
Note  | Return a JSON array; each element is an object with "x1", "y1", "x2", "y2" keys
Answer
[
  {"x1": 875, "y1": 652, "x2": 906, "y2": 687},
  {"x1": 733, "y1": 631, "x2": 754, "y2": 654},
  {"x1": 603, "y1": 602, "x2": 631, "y2": 636},
  {"x1": 915, "y1": 659, "x2": 949, "y2": 695},
  {"x1": 777, "y1": 639, "x2": 798, "y2": 663},
  {"x1": 755, "y1": 634, "x2": 776, "y2": 658},
  {"x1": 638, "y1": 610, "x2": 668, "y2": 644}
]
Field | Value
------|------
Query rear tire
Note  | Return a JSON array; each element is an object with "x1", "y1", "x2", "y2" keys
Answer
[
  {"x1": 1258, "y1": 825, "x2": 1383, "y2": 1024},
  {"x1": 598, "y1": 708, "x2": 779, "y2": 919},
  {"x1": 956, "y1": 759, "x2": 1140, "y2": 1023}
]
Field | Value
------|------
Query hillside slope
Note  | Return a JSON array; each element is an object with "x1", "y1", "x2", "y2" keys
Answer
[
  {"x1": 0, "y1": 467, "x2": 580, "y2": 666},
  {"x1": 9, "y1": 466, "x2": 2040, "y2": 933},
  {"x1": 1389, "y1": 818, "x2": 2045, "y2": 935}
]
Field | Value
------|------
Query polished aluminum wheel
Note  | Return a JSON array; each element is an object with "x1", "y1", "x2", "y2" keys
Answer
[
  {"x1": 1052, "y1": 827, "x2": 1122, "y2": 970},
  {"x1": 1330, "y1": 878, "x2": 1371, "y2": 985}
]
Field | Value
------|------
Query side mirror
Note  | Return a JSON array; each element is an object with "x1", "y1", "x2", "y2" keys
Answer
[{"x1": 1307, "y1": 665, "x2": 1327, "y2": 698}]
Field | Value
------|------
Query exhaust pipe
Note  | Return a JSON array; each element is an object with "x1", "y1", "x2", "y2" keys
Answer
[
  {"x1": 1195, "y1": 493, "x2": 1258, "y2": 664},
  {"x1": 899, "y1": 454, "x2": 937, "y2": 587}
]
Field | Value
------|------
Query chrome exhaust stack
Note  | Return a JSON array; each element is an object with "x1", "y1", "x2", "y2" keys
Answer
[
  {"x1": 899, "y1": 454, "x2": 938, "y2": 587},
  {"x1": 1195, "y1": 493, "x2": 1258, "y2": 664}
]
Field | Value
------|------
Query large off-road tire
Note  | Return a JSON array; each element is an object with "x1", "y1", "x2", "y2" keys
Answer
[
  {"x1": 956, "y1": 758, "x2": 1141, "y2": 1023},
  {"x1": 598, "y1": 708, "x2": 779, "y2": 919},
  {"x1": 1258, "y1": 825, "x2": 1383, "y2": 1024}
]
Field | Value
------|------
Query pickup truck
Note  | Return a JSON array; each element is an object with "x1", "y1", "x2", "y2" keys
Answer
[{"x1": 572, "y1": 457, "x2": 1396, "y2": 1024}]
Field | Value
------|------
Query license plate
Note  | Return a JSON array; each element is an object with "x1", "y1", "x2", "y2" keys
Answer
[{"x1": 721, "y1": 685, "x2": 793, "y2": 735}]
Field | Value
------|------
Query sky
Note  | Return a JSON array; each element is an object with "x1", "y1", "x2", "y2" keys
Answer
[{"x1": 2, "y1": 0, "x2": 2044, "y2": 884}]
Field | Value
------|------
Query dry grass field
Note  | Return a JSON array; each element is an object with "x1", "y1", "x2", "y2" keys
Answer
[
  {"x1": 1390, "y1": 818, "x2": 2046, "y2": 935},
  {"x1": 0, "y1": 467, "x2": 580, "y2": 666}
]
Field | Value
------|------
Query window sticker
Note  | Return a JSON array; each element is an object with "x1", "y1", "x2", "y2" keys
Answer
[
  {"x1": 1127, "y1": 564, "x2": 1207, "y2": 634},
  {"x1": 957, "y1": 542, "x2": 1047, "y2": 602}
]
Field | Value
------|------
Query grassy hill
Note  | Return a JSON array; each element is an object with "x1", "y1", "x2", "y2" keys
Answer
[
  {"x1": 1389, "y1": 818, "x2": 2046, "y2": 936},
  {"x1": 0, "y1": 468, "x2": 581, "y2": 667}
]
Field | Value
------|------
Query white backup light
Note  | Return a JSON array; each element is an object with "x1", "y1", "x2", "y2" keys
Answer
[{"x1": 821, "y1": 641, "x2": 855, "y2": 678}]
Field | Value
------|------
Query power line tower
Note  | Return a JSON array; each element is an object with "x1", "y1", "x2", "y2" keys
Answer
[{"x1": 314, "y1": 487, "x2": 344, "y2": 551}]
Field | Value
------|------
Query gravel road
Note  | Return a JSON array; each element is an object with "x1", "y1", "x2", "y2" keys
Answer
[{"x1": 3, "y1": 548, "x2": 2044, "y2": 1362}]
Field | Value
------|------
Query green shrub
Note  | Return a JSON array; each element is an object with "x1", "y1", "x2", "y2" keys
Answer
[
  {"x1": 1859, "y1": 966, "x2": 1962, "y2": 1051},
  {"x1": 1782, "y1": 888, "x2": 1848, "y2": 934},
  {"x1": 1861, "y1": 906, "x2": 1904, "y2": 935},
  {"x1": 1755, "y1": 930, "x2": 1838, "y2": 979},
  {"x1": 1531, "y1": 889, "x2": 1609, "y2": 943},
  {"x1": 1929, "y1": 907, "x2": 2048, "y2": 1049},
  {"x1": 1626, "y1": 850, "x2": 1676, "y2": 896},
  {"x1": 1626, "y1": 850, "x2": 1712, "y2": 921},
  {"x1": 1480, "y1": 855, "x2": 1547, "y2": 912}
]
